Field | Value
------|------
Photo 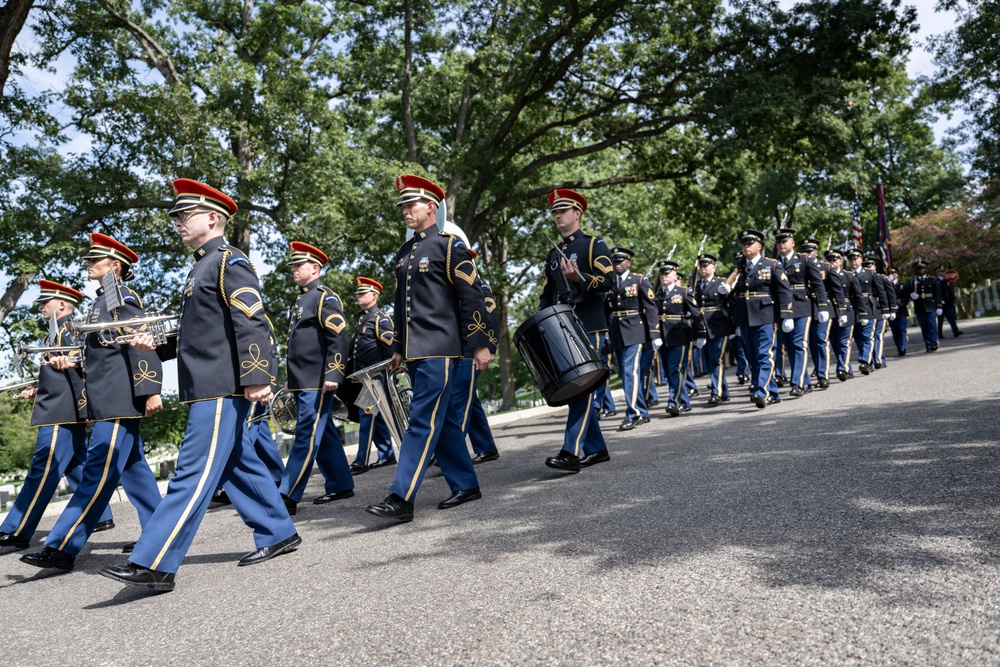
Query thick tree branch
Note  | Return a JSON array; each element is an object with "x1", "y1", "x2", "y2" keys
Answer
[
  {"x1": 98, "y1": 0, "x2": 184, "y2": 86},
  {"x1": 0, "y1": 0, "x2": 33, "y2": 97}
]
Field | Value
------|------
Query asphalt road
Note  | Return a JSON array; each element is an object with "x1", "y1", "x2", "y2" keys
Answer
[{"x1": 2, "y1": 319, "x2": 998, "y2": 666}]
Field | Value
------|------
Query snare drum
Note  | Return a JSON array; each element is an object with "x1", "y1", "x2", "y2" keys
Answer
[{"x1": 513, "y1": 305, "x2": 609, "y2": 407}]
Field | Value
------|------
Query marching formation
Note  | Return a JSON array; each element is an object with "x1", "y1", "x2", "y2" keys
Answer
[{"x1": 0, "y1": 177, "x2": 959, "y2": 594}]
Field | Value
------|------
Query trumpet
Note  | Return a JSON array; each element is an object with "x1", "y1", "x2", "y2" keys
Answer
[
  {"x1": 19, "y1": 343, "x2": 85, "y2": 365},
  {"x1": 0, "y1": 378, "x2": 37, "y2": 395},
  {"x1": 69, "y1": 312, "x2": 179, "y2": 347}
]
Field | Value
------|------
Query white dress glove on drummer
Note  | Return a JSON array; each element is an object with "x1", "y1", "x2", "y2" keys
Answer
[
  {"x1": 781, "y1": 318, "x2": 795, "y2": 333},
  {"x1": 717, "y1": 283, "x2": 732, "y2": 295},
  {"x1": 652, "y1": 338, "x2": 663, "y2": 350},
  {"x1": 936, "y1": 308, "x2": 943, "y2": 316},
  {"x1": 910, "y1": 292, "x2": 919, "y2": 300},
  {"x1": 694, "y1": 338, "x2": 706, "y2": 349},
  {"x1": 882, "y1": 313, "x2": 891, "y2": 320},
  {"x1": 817, "y1": 311, "x2": 829, "y2": 324},
  {"x1": 890, "y1": 313, "x2": 896, "y2": 321},
  {"x1": 838, "y1": 315, "x2": 848, "y2": 326},
  {"x1": 860, "y1": 318, "x2": 869, "y2": 326}
]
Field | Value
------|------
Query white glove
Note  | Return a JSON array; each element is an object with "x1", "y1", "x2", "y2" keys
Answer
[
  {"x1": 694, "y1": 338, "x2": 706, "y2": 349},
  {"x1": 936, "y1": 308, "x2": 943, "y2": 316},
  {"x1": 882, "y1": 313, "x2": 890, "y2": 320},
  {"x1": 717, "y1": 282, "x2": 732, "y2": 295},
  {"x1": 781, "y1": 318, "x2": 795, "y2": 333},
  {"x1": 860, "y1": 318, "x2": 869, "y2": 326},
  {"x1": 651, "y1": 338, "x2": 663, "y2": 350},
  {"x1": 728, "y1": 334, "x2": 736, "y2": 340},
  {"x1": 817, "y1": 311, "x2": 830, "y2": 324},
  {"x1": 890, "y1": 313, "x2": 896, "y2": 321},
  {"x1": 838, "y1": 315, "x2": 848, "y2": 326},
  {"x1": 909, "y1": 292, "x2": 919, "y2": 300}
]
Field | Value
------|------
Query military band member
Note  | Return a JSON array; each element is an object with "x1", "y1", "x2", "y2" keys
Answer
[
  {"x1": 825, "y1": 250, "x2": 862, "y2": 381},
  {"x1": 536, "y1": 188, "x2": 613, "y2": 472},
  {"x1": 864, "y1": 256, "x2": 895, "y2": 368},
  {"x1": 276, "y1": 242, "x2": 354, "y2": 511},
  {"x1": 846, "y1": 250, "x2": 886, "y2": 373},
  {"x1": 0, "y1": 281, "x2": 113, "y2": 550},
  {"x1": 460, "y1": 272, "x2": 501, "y2": 464},
  {"x1": 606, "y1": 247, "x2": 659, "y2": 430},
  {"x1": 692, "y1": 253, "x2": 733, "y2": 405},
  {"x1": 773, "y1": 228, "x2": 829, "y2": 396},
  {"x1": 888, "y1": 269, "x2": 909, "y2": 356},
  {"x1": 21, "y1": 234, "x2": 163, "y2": 572},
  {"x1": 100, "y1": 179, "x2": 299, "y2": 592},
  {"x1": 656, "y1": 260, "x2": 706, "y2": 416},
  {"x1": 348, "y1": 276, "x2": 397, "y2": 474},
  {"x1": 719, "y1": 229, "x2": 793, "y2": 408},
  {"x1": 364, "y1": 175, "x2": 491, "y2": 523},
  {"x1": 908, "y1": 259, "x2": 943, "y2": 352},
  {"x1": 800, "y1": 239, "x2": 834, "y2": 388},
  {"x1": 935, "y1": 266, "x2": 963, "y2": 338}
]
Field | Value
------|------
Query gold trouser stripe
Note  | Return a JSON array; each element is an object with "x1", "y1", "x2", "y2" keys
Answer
[
  {"x1": 875, "y1": 320, "x2": 886, "y2": 360},
  {"x1": 864, "y1": 319, "x2": 877, "y2": 363},
  {"x1": 292, "y1": 392, "x2": 328, "y2": 492},
  {"x1": 764, "y1": 327, "x2": 777, "y2": 390},
  {"x1": 571, "y1": 335, "x2": 601, "y2": 456},
  {"x1": 822, "y1": 319, "x2": 832, "y2": 378},
  {"x1": 151, "y1": 399, "x2": 223, "y2": 570},
  {"x1": 404, "y1": 361, "x2": 450, "y2": 501},
  {"x1": 59, "y1": 420, "x2": 119, "y2": 551},
  {"x1": 796, "y1": 317, "x2": 812, "y2": 387},
  {"x1": 460, "y1": 360, "x2": 476, "y2": 431},
  {"x1": 15, "y1": 426, "x2": 61, "y2": 535},
  {"x1": 676, "y1": 343, "x2": 689, "y2": 391},
  {"x1": 716, "y1": 336, "x2": 728, "y2": 392},
  {"x1": 361, "y1": 411, "x2": 376, "y2": 465},
  {"x1": 846, "y1": 325, "x2": 855, "y2": 365},
  {"x1": 628, "y1": 346, "x2": 641, "y2": 411}
]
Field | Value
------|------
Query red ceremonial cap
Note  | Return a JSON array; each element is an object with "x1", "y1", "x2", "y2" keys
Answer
[
  {"x1": 548, "y1": 189, "x2": 588, "y2": 213},
  {"x1": 354, "y1": 276, "x2": 383, "y2": 295},
  {"x1": 169, "y1": 178, "x2": 238, "y2": 219},
  {"x1": 82, "y1": 232, "x2": 139, "y2": 266},
  {"x1": 35, "y1": 280, "x2": 84, "y2": 305},
  {"x1": 287, "y1": 241, "x2": 328, "y2": 267},
  {"x1": 395, "y1": 174, "x2": 444, "y2": 207}
]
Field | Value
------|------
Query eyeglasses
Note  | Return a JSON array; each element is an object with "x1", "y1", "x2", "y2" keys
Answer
[{"x1": 172, "y1": 209, "x2": 208, "y2": 224}]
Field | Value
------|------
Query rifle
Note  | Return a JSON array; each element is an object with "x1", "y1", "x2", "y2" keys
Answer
[{"x1": 689, "y1": 234, "x2": 708, "y2": 291}]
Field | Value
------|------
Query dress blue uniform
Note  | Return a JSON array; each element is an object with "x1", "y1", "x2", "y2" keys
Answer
[
  {"x1": 0, "y1": 284, "x2": 113, "y2": 548},
  {"x1": 867, "y1": 260, "x2": 895, "y2": 367},
  {"x1": 888, "y1": 276, "x2": 909, "y2": 355},
  {"x1": 456, "y1": 277, "x2": 500, "y2": 460},
  {"x1": 279, "y1": 243, "x2": 353, "y2": 508},
  {"x1": 24, "y1": 236, "x2": 163, "y2": 568},
  {"x1": 908, "y1": 262, "x2": 943, "y2": 352},
  {"x1": 800, "y1": 241, "x2": 835, "y2": 387},
  {"x1": 825, "y1": 251, "x2": 863, "y2": 379},
  {"x1": 108, "y1": 180, "x2": 297, "y2": 587},
  {"x1": 936, "y1": 269, "x2": 961, "y2": 337},
  {"x1": 539, "y1": 190, "x2": 613, "y2": 464},
  {"x1": 605, "y1": 247, "x2": 659, "y2": 428},
  {"x1": 692, "y1": 255, "x2": 734, "y2": 403},
  {"x1": 726, "y1": 230, "x2": 793, "y2": 407},
  {"x1": 773, "y1": 229, "x2": 829, "y2": 393},
  {"x1": 848, "y1": 251, "x2": 887, "y2": 372},
  {"x1": 348, "y1": 277, "x2": 396, "y2": 468},
  {"x1": 656, "y1": 261, "x2": 707, "y2": 415}
]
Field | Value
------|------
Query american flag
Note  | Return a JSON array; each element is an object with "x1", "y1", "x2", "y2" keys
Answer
[
  {"x1": 852, "y1": 186, "x2": 863, "y2": 250},
  {"x1": 876, "y1": 180, "x2": 892, "y2": 272}
]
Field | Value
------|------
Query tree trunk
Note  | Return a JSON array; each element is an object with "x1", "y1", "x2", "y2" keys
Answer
[
  {"x1": 232, "y1": 132, "x2": 254, "y2": 254},
  {"x1": 0, "y1": 0, "x2": 34, "y2": 97},
  {"x1": 497, "y1": 284, "x2": 517, "y2": 412},
  {"x1": 401, "y1": 0, "x2": 417, "y2": 162}
]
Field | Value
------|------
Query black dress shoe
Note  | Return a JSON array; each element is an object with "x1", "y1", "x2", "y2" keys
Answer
[
  {"x1": 898, "y1": 349, "x2": 906, "y2": 356},
  {"x1": 837, "y1": 370, "x2": 848, "y2": 382},
  {"x1": 680, "y1": 406, "x2": 692, "y2": 413},
  {"x1": 238, "y1": 533, "x2": 302, "y2": 566},
  {"x1": 648, "y1": 399, "x2": 660, "y2": 407},
  {"x1": 775, "y1": 377, "x2": 786, "y2": 388},
  {"x1": 210, "y1": 489, "x2": 232, "y2": 506},
  {"x1": 580, "y1": 449, "x2": 611, "y2": 467},
  {"x1": 789, "y1": 385, "x2": 804, "y2": 397},
  {"x1": 859, "y1": 363, "x2": 870, "y2": 375},
  {"x1": 122, "y1": 541, "x2": 136, "y2": 554},
  {"x1": 666, "y1": 405, "x2": 679, "y2": 417},
  {"x1": 93, "y1": 519, "x2": 115, "y2": 533},
  {"x1": 688, "y1": 389, "x2": 700, "y2": 397},
  {"x1": 0, "y1": 532, "x2": 30, "y2": 549},
  {"x1": 365, "y1": 493, "x2": 414, "y2": 522},
  {"x1": 736, "y1": 375, "x2": 746, "y2": 385},
  {"x1": 349, "y1": 462, "x2": 369, "y2": 475},
  {"x1": 20, "y1": 547, "x2": 74, "y2": 570},
  {"x1": 817, "y1": 378, "x2": 830, "y2": 389},
  {"x1": 99, "y1": 562, "x2": 175, "y2": 591},
  {"x1": 721, "y1": 394, "x2": 731, "y2": 402},
  {"x1": 472, "y1": 450, "x2": 500, "y2": 464},
  {"x1": 281, "y1": 494, "x2": 297, "y2": 516},
  {"x1": 437, "y1": 487, "x2": 482, "y2": 509},
  {"x1": 764, "y1": 396, "x2": 780, "y2": 406},
  {"x1": 618, "y1": 418, "x2": 636, "y2": 431},
  {"x1": 638, "y1": 416, "x2": 650, "y2": 425},
  {"x1": 544, "y1": 451, "x2": 580, "y2": 473},
  {"x1": 313, "y1": 489, "x2": 355, "y2": 504},
  {"x1": 955, "y1": 331, "x2": 964, "y2": 337},
  {"x1": 873, "y1": 362, "x2": 883, "y2": 369},
  {"x1": 752, "y1": 394, "x2": 766, "y2": 409},
  {"x1": 599, "y1": 410, "x2": 618, "y2": 420},
  {"x1": 369, "y1": 457, "x2": 397, "y2": 469},
  {"x1": 707, "y1": 394, "x2": 721, "y2": 406}
]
